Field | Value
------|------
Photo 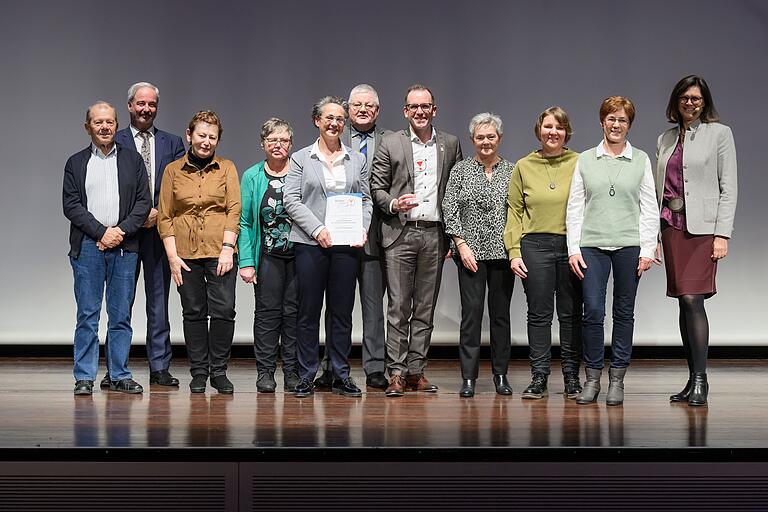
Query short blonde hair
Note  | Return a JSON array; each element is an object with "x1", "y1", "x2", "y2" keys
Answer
[{"x1": 535, "y1": 106, "x2": 573, "y2": 144}]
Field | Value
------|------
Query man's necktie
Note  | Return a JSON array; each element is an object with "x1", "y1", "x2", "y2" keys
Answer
[
  {"x1": 358, "y1": 131, "x2": 368, "y2": 165},
  {"x1": 139, "y1": 131, "x2": 153, "y2": 204}
]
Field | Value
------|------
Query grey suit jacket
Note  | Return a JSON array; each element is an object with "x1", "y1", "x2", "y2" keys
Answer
[
  {"x1": 342, "y1": 124, "x2": 391, "y2": 256},
  {"x1": 370, "y1": 128, "x2": 462, "y2": 248},
  {"x1": 656, "y1": 120, "x2": 737, "y2": 238},
  {"x1": 284, "y1": 143, "x2": 372, "y2": 245}
]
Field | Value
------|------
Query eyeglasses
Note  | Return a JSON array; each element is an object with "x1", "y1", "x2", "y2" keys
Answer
[
  {"x1": 678, "y1": 95, "x2": 703, "y2": 105},
  {"x1": 350, "y1": 102, "x2": 378, "y2": 111},
  {"x1": 265, "y1": 138, "x2": 291, "y2": 147},
  {"x1": 604, "y1": 116, "x2": 629, "y2": 126},
  {"x1": 405, "y1": 103, "x2": 434, "y2": 113},
  {"x1": 322, "y1": 115, "x2": 346, "y2": 124},
  {"x1": 473, "y1": 134, "x2": 498, "y2": 142}
]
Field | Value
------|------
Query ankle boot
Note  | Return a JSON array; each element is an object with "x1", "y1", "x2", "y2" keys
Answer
[
  {"x1": 459, "y1": 379, "x2": 475, "y2": 398},
  {"x1": 688, "y1": 372, "x2": 708, "y2": 406},
  {"x1": 576, "y1": 368, "x2": 601, "y2": 404},
  {"x1": 669, "y1": 374, "x2": 693, "y2": 402},
  {"x1": 606, "y1": 367, "x2": 627, "y2": 406}
]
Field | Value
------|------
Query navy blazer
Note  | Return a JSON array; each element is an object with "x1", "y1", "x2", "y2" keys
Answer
[
  {"x1": 62, "y1": 143, "x2": 151, "y2": 257},
  {"x1": 115, "y1": 126, "x2": 186, "y2": 205}
]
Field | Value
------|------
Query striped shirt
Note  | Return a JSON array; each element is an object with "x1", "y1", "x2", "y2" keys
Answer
[{"x1": 85, "y1": 143, "x2": 120, "y2": 227}]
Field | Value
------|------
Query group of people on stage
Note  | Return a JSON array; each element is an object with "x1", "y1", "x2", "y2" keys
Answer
[{"x1": 63, "y1": 76, "x2": 736, "y2": 408}]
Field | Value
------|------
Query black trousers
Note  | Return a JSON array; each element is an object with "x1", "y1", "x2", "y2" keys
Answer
[
  {"x1": 294, "y1": 244, "x2": 359, "y2": 381},
  {"x1": 520, "y1": 234, "x2": 582, "y2": 375},
  {"x1": 253, "y1": 252, "x2": 298, "y2": 374},
  {"x1": 455, "y1": 258, "x2": 514, "y2": 379},
  {"x1": 177, "y1": 257, "x2": 237, "y2": 378}
]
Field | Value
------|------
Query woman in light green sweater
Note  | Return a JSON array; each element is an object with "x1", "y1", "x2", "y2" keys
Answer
[
  {"x1": 504, "y1": 106, "x2": 582, "y2": 400},
  {"x1": 566, "y1": 96, "x2": 660, "y2": 406}
]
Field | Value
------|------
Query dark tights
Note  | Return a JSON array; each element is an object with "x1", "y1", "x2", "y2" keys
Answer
[{"x1": 678, "y1": 294, "x2": 709, "y2": 373}]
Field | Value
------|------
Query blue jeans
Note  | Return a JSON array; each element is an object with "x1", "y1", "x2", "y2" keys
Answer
[
  {"x1": 580, "y1": 246, "x2": 641, "y2": 370},
  {"x1": 70, "y1": 237, "x2": 138, "y2": 381}
]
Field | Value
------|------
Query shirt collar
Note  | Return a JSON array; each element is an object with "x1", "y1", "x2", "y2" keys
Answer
[
  {"x1": 686, "y1": 119, "x2": 702, "y2": 133},
  {"x1": 409, "y1": 126, "x2": 436, "y2": 144},
  {"x1": 90, "y1": 142, "x2": 117, "y2": 158},
  {"x1": 130, "y1": 125, "x2": 154, "y2": 139},
  {"x1": 352, "y1": 125, "x2": 376, "y2": 138},
  {"x1": 597, "y1": 139, "x2": 633, "y2": 160},
  {"x1": 309, "y1": 139, "x2": 349, "y2": 161}
]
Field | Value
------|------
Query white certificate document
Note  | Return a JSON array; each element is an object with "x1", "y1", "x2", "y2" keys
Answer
[{"x1": 325, "y1": 193, "x2": 363, "y2": 246}]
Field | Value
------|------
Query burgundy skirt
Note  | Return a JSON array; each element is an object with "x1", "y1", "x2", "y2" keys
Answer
[{"x1": 661, "y1": 224, "x2": 717, "y2": 298}]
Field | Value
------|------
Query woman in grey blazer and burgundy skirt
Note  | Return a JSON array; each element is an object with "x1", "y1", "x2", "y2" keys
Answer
[{"x1": 656, "y1": 75, "x2": 737, "y2": 406}]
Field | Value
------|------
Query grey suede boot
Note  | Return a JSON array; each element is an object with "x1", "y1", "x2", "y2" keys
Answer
[
  {"x1": 606, "y1": 367, "x2": 627, "y2": 406},
  {"x1": 576, "y1": 368, "x2": 602, "y2": 404}
]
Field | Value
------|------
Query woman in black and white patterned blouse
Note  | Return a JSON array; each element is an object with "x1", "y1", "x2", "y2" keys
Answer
[{"x1": 442, "y1": 112, "x2": 515, "y2": 398}]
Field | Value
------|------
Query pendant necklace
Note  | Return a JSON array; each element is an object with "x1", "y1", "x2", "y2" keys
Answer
[
  {"x1": 543, "y1": 158, "x2": 559, "y2": 190},
  {"x1": 608, "y1": 166, "x2": 623, "y2": 197}
]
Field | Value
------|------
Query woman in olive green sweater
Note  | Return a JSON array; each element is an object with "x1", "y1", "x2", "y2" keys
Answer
[{"x1": 504, "y1": 106, "x2": 582, "y2": 400}]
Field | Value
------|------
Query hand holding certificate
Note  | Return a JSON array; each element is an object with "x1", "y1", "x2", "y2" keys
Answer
[{"x1": 325, "y1": 193, "x2": 363, "y2": 246}]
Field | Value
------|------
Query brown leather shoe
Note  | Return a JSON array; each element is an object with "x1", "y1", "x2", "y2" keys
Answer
[
  {"x1": 385, "y1": 374, "x2": 406, "y2": 397},
  {"x1": 405, "y1": 373, "x2": 438, "y2": 392}
]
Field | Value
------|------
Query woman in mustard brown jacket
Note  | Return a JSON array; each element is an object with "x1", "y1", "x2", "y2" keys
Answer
[{"x1": 158, "y1": 110, "x2": 241, "y2": 395}]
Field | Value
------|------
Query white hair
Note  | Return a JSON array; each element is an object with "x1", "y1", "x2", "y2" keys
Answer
[
  {"x1": 468, "y1": 112, "x2": 503, "y2": 137},
  {"x1": 127, "y1": 82, "x2": 160, "y2": 104},
  {"x1": 348, "y1": 83, "x2": 380, "y2": 106}
]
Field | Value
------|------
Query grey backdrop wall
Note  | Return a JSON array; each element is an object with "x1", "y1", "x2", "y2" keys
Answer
[{"x1": 1, "y1": 0, "x2": 765, "y2": 345}]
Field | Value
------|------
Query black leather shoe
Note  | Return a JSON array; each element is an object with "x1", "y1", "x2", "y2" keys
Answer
[
  {"x1": 688, "y1": 372, "x2": 708, "y2": 406},
  {"x1": 294, "y1": 378, "x2": 314, "y2": 398},
  {"x1": 149, "y1": 369, "x2": 180, "y2": 387},
  {"x1": 110, "y1": 378, "x2": 143, "y2": 394},
  {"x1": 256, "y1": 372, "x2": 277, "y2": 393},
  {"x1": 313, "y1": 370, "x2": 333, "y2": 390},
  {"x1": 493, "y1": 374, "x2": 513, "y2": 396},
  {"x1": 284, "y1": 370, "x2": 300, "y2": 392},
  {"x1": 459, "y1": 379, "x2": 476, "y2": 398},
  {"x1": 100, "y1": 373, "x2": 111, "y2": 389},
  {"x1": 522, "y1": 373, "x2": 548, "y2": 400},
  {"x1": 189, "y1": 374, "x2": 207, "y2": 393},
  {"x1": 74, "y1": 380, "x2": 94, "y2": 395},
  {"x1": 365, "y1": 371, "x2": 389, "y2": 390},
  {"x1": 332, "y1": 377, "x2": 362, "y2": 397},
  {"x1": 563, "y1": 372, "x2": 582, "y2": 399},
  {"x1": 670, "y1": 375, "x2": 693, "y2": 402},
  {"x1": 210, "y1": 375, "x2": 234, "y2": 394}
]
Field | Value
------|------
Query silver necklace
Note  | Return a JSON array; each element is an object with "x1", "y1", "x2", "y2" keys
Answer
[
  {"x1": 543, "y1": 158, "x2": 559, "y2": 190},
  {"x1": 607, "y1": 166, "x2": 623, "y2": 197}
]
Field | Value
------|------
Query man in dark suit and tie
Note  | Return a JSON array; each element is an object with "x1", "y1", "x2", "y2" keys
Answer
[
  {"x1": 109, "y1": 82, "x2": 185, "y2": 388},
  {"x1": 64, "y1": 101, "x2": 151, "y2": 395},
  {"x1": 370, "y1": 84, "x2": 462, "y2": 396}
]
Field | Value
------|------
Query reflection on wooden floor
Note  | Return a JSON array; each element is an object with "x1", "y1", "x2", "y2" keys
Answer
[{"x1": 0, "y1": 358, "x2": 766, "y2": 449}]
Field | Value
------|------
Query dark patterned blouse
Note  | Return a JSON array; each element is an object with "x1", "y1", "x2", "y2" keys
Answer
[
  {"x1": 442, "y1": 157, "x2": 514, "y2": 260},
  {"x1": 259, "y1": 169, "x2": 294, "y2": 258}
]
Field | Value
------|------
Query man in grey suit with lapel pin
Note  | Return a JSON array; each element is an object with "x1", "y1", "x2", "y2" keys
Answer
[
  {"x1": 110, "y1": 82, "x2": 186, "y2": 388},
  {"x1": 315, "y1": 84, "x2": 391, "y2": 391},
  {"x1": 370, "y1": 84, "x2": 462, "y2": 396}
]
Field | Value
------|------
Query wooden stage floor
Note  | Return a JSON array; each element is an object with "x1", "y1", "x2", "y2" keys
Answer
[{"x1": 1, "y1": 357, "x2": 767, "y2": 453}]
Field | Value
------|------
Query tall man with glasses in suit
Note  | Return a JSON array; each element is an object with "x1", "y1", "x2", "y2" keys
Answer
[{"x1": 370, "y1": 84, "x2": 462, "y2": 396}]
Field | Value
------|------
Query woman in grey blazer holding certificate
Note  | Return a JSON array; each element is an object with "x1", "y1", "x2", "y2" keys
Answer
[
  {"x1": 284, "y1": 96, "x2": 372, "y2": 398},
  {"x1": 656, "y1": 75, "x2": 737, "y2": 406}
]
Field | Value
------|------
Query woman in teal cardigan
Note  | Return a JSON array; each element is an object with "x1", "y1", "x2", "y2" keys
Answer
[{"x1": 238, "y1": 118, "x2": 299, "y2": 393}]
